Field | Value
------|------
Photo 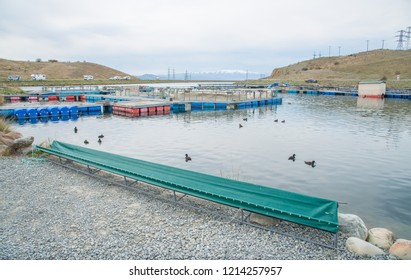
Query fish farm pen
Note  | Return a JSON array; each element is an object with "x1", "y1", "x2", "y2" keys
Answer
[
  {"x1": 1, "y1": 83, "x2": 411, "y2": 123},
  {"x1": 0, "y1": 86, "x2": 283, "y2": 123}
]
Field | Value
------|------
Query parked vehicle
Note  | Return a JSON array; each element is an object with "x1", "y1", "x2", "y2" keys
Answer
[
  {"x1": 84, "y1": 75, "x2": 94, "y2": 80},
  {"x1": 305, "y1": 79, "x2": 318, "y2": 83},
  {"x1": 8, "y1": 75, "x2": 21, "y2": 81},
  {"x1": 31, "y1": 74, "x2": 46, "y2": 80}
]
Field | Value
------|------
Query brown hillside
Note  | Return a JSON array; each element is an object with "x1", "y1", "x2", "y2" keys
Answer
[
  {"x1": 0, "y1": 58, "x2": 137, "y2": 81},
  {"x1": 269, "y1": 49, "x2": 411, "y2": 87}
]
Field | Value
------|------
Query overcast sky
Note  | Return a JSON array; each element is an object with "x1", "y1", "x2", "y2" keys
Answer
[{"x1": 1, "y1": 0, "x2": 410, "y2": 75}]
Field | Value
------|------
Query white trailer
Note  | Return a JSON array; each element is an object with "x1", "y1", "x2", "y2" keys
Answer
[
  {"x1": 84, "y1": 75, "x2": 94, "y2": 80},
  {"x1": 31, "y1": 74, "x2": 46, "y2": 81}
]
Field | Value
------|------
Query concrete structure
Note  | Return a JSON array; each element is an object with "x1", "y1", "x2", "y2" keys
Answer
[{"x1": 358, "y1": 80, "x2": 386, "y2": 98}]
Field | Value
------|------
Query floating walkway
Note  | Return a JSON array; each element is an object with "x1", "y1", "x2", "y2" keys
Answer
[
  {"x1": 35, "y1": 141, "x2": 339, "y2": 248},
  {"x1": 0, "y1": 103, "x2": 102, "y2": 124},
  {"x1": 280, "y1": 88, "x2": 411, "y2": 99},
  {"x1": 112, "y1": 100, "x2": 171, "y2": 117}
]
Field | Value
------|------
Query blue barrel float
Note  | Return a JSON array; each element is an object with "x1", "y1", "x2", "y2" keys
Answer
[
  {"x1": 26, "y1": 108, "x2": 38, "y2": 118},
  {"x1": 77, "y1": 106, "x2": 88, "y2": 115},
  {"x1": 47, "y1": 106, "x2": 60, "y2": 117},
  {"x1": 14, "y1": 108, "x2": 27, "y2": 119},
  {"x1": 215, "y1": 103, "x2": 227, "y2": 110},
  {"x1": 59, "y1": 106, "x2": 70, "y2": 116},
  {"x1": 37, "y1": 107, "x2": 49, "y2": 117},
  {"x1": 68, "y1": 106, "x2": 79, "y2": 115},
  {"x1": 87, "y1": 105, "x2": 102, "y2": 115}
]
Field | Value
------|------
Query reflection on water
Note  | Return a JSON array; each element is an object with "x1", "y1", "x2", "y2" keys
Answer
[
  {"x1": 12, "y1": 94, "x2": 411, "y2": 238},
  {"x1": 357, "y1": 97, "x2": 384, "y2": 109}
]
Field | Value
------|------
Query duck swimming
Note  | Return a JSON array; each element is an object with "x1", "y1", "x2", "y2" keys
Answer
[
  {"x1": 239, "y1": 124, "x2": 243, "y2": 128},
  {"x1": 288, "y1": 154, "x2": 296, "y2": 161},
  {"x1": 185, "y1": 154, "x2": 192, "y2": 162},
  {"x1": 98, "y1": 134, "x2": 104, "y2": 138},
  {"x1": 304, "y1": 160, "x2": 316, "y2": 167},
  {"x1": 274, "y1": 119, "x2": 278, "y2": 122},
  {"x1": 74, "y1": 127, "x2": 78, "y2": 133},
  {"x1": 243, "y1": 118, "x2": 248, "y2": 121},
  {"x1": 84, "y1": 140, "x2": 89, "y2": 144},
  {"x1": 98, "y1": 138, "x2": 102, "y2": 144}
]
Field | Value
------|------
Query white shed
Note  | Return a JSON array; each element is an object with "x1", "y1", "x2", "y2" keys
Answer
[{"x1": 358, "y1": 80, "x2": 386, "y2": 98}]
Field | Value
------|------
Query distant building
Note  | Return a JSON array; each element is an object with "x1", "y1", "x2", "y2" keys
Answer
[{"x1": 358, "y1": 80, "x2": 386, "y2": 98}]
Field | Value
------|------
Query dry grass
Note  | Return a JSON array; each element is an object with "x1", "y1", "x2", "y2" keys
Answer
[
  {"x1": 269, "y1": 49, "x2": 411, "y2": 88},
  {"x1": 0, "y1": 118, "x2": 22, "y2": 156},
  {"x1": 0, "y1": 58, "x2": 137, "y2": 81},
  {"x1": 0, "y1": 118, "x2": 22, "y2": 146},
  {"x1": 0, "y1": 117, "x2": 12, "y2": 133}
]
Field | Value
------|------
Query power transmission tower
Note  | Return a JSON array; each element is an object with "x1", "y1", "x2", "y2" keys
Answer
[
  {"x1": 338, "y1": 46, "x2": 341, "y2": 56},
  {"x1": 313, "y1": 51, "x2": 316, "y2": 59},
  {"x1": 406, "y1": 26, "x2": 411, "y2": 50},
  {"x1": 173, "y1": 68, "x2": 175, "y2": 80},
  {"x1": 167, "y1": 68, "x2": 170, "y2": 80},
  {"x1": 184, "y1": 70, "x2": 188, "y2": 81},
  {"x1": 396, "y1": 30, "x2": 406, "y2": 50}
]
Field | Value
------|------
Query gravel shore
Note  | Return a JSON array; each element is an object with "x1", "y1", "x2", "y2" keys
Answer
[{"x1": 0, "y1": 156, "x2": 384, "y2": 260}]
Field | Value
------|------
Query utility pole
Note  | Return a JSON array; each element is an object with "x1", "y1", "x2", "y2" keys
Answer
[
  {"x1": 245, "y1": 69, "x2": 248, "y2": 81},
  {"x1": 338, "y1": 46, "x2": 341, "y2": 56},
  {"x1": 381, "y1": 40, "x2": 385, "y2": 49},
  {"x1": 173, "y1": 68, "x2": 175, "y2": 80},
  {"x1": 366, "y1": 40, "x2": 369, "y2": 51},
  {"x1": 328, "y1": 46, "x2": 331, "y2": 57},
  {"x1": 167, "y1": 68, "x2": 170, "y2": 80},
  {"x1": 313, "y1": 51, "x2": 316, "y2": 59}
]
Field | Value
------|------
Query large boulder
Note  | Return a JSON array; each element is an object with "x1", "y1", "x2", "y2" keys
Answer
[
  {"x1": 6, "y1": 136, "x2": 34, "y2": 155},
  {"x1": 11, "y1": 136, "x2": 34, "y2": 150},
  {"x1": 367, "y1": 228, "x2": 395, "y2": 250},
  {"x1": 346, "y1": 237, "x2": 385, "y2": 257},
  {"x1": 338, "y1": 213, "x2": 368, "y2": 240},
  {"x1": 389, "y1": 239, "x2": 411, "y2": 260}
]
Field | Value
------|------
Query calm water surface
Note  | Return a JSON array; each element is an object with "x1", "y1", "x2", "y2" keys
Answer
[{"x1": 12, "y1": 94, "x2": 411, "y2": 238}]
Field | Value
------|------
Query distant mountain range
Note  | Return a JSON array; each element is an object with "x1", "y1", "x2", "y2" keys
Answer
[{"x1": 137, "y1": 70, "x2": 268, "y2": 81}]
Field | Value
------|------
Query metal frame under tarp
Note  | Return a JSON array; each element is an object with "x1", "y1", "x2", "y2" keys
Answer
[{"x1": 35, "y1": 141, "x2": 339, "y2": 248}]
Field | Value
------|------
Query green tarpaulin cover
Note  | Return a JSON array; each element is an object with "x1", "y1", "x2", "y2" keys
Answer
[{"x1": 36, "y1": 141, "x2": 339, "y2": 233}]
